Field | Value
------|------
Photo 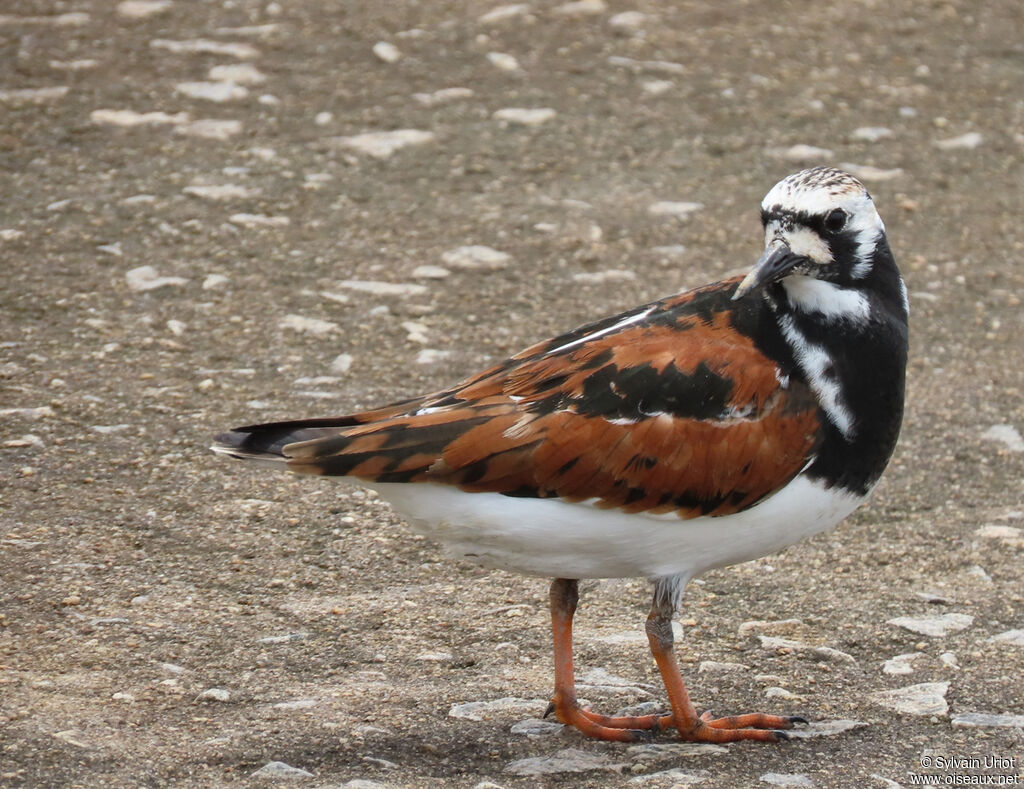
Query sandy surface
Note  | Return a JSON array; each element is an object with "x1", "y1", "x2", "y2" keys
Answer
[{"x1": 1, "y1": 1, "x2": 1022, "y2": 787}]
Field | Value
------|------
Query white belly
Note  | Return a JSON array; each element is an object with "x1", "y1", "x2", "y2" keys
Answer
[{"x1": 366, "y1": 475, "x2": 867, "y2": 580}]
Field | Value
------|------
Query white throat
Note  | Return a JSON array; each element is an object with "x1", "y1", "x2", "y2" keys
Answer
[{"x1": 782, "y1": 276, "x2": 870, "y2": 322}]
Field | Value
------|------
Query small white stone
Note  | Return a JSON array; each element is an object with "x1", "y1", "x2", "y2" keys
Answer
[
  {"x1": 609, "y1": 11, "x2": 647, "y2": 33},
  {"x1": 607, "y1": 55, "x2": 685, "y2": 75},
  {"x1": 329, "y1": 353, "x2": 354, "y2": 374},
  {"x1": 642, "y1": 80, "x2": 673, "y2": 95},
  {"x1": 416, "y1": 349, "x2": 452, "y2": 365},
  {"x1": 0, "y1": 406, "x2": 54, "y2": 420},
  {"x1": 0, "y1": 12, "x2": 90, "y2": 26},
  {"x1": 887, "y1": 613, "x2": 973, "y2": 637},
  {"x1": 758, "y1": 636, "x2": 856, "y2": 664},
  {"x1": 0, "y1": 86, "x2": 70, "y2": 105},
  {"x1": 487, "y1": 52, "x2": 521, "y2": 72},
  {"x1": 184, "y1": 184, "x2": 258, "y2": 200},
  {"x1": 228, "y1": 213, "x2": 290, "y2": 228},
  {"x1": 177, "y1": 119, "x2": 243, "y2": 140},
  {"x1": 449, "y1": 697, "x2": 546, "y2": 721},
  {"x1": 111, "y1": 691, "x2": 136, "y2": 703},
  {"x1": 332, "y1": 129, "x2": 436, "y2": 159},
  {"x1": 166, "y1": 319, "x2": 186, "y2": 336},
  {"x1": 150, "y1": 38, "x2": 258, "y2": 59},
  {"x1": 951, "y1": 712, "x2": 1024, "y2": 729},
  {"x1": 98, "y1": 242, "x2": 123, "y2": 257},
  {"x1": 412, "y1": 265, "x2": 450, "y2": 279},
  {"x1": 0, "y1": 229, "x2": 24, "y2": 241},
  {"x1": 510, "y1": 718, "x2": 564, "y2": 737},
  {"x1": 208, "y1": 63, "x2": 266, "y2": 85},
  {"x1": 493, "y1": 107, "x2": 556, "y2": 126},
  {"x1": 839, "y1": 163, "x2": 904, "y2": 182},
  {"x1": 852, "y1": 126, "x2": 893, "y2": 142},
  {"x1": 442, "y1": 245, "x2": 511, "y2": 270},
  {"x1": 479, "y1": 5, "x2": 531, "y2": 24},
  {"x1": 869, "y1": 681, "x2": 949, "y2": 716},
  {"x1": 980, "y1": 424, "x2": 1024, "y2": 452},
  {"x1": 738, "y1": 619, "x2": 803, "y2": 636},
  {"x1": 882, "y1": 652, "x2": 924, "y2": 675},
  {"x1": 314, "y1": 111, "x2": 334, "y2": 126},
  {"x1": 197, "y1": 687, "x2": 231, "y2": 703},
  {"x1": 271, "y1": 699, "x2": 319, "y2": 710},
  {"x1": 987, "y1": 629, "x2": 1024, "y2": 647},
  {"x1": 250, "y1": 761, "x2": 314, "y2": 779},
  {"x1": 934, "y1": 132, "x2": 983, "y2": 150},
  {"x1": 401, "y1": 321, "x2": 430, "y2": 344},
  {"x1": 92, "y1": 424, "x2": 131, "y2": 434},
  {"x1": 553, "y1": 0, "x2": 607, "y2": 16},
  {"x1": 939, "y1": 652, "x2": 960, "y2": 669},
  {"x1": 415, "y1": 651, "x2": 453, "y2": 662},
  {"x1": 974, "y1": 524, "x2": 1023, "y2": 545},
  {"x1": 258, "y1": 94, "x2": 280, "y2": 106},
  {"x1": 572, "y1": 269, "x2": 636, "y2": 284},
  {"x1": 49, "y1": 59, "x2": 98, "y2": 71},
  {"x1": 91, "y1": 108, "x2": 190, "y2": 127},
  {"x1": 202, "y1": 273, "x2": 229, "y2": 290},
  {"x1": 648, "y1": 201, "x2": 704, "y2": 218},
  {"x1": 125, "y1": 265, "x2": 189, "y2": 291},
  {"x1": 786, "y1": 719, "x2": 868, "y2": 739},
  {"x1": 117, "y1": 1, "x2": 172, "y2": 19},
  {"x1": 412, "y1": 87, "x2": 474, "y2": 106},
  {"x1": 764, "y1": 687, "x2": 797, "y2": 700},
  {"x1": 280, "y1": 315, "x2": 339, "y2": 336},
  {"x1": 176, "y1": 81, "x2": 248, "y2": 102},
  {"x1": 697, "y1": 660, "x2": 748, "y2": 674},
  {"x1": 336, "y1": 280, "x2": 428, "y2": 296},
  {"x1": 372, "y1": 41, "x2": 402, "y2": 63},
  {"x1": 760, "y1": 774, "x2": 814, "y2": 787},
  {"x1": 505, "y1": 747, "x2": 624, "y2": 776},
  {"x1": 775, "y1": 144, "x2": 834, "y2": 162}
]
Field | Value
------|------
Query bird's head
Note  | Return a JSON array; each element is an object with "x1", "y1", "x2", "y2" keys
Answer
[{"x1": 734, "y1": 167, "x2": 887, "y2": 301}]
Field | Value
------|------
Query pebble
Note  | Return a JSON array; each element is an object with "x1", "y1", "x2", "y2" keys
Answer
[
  {"x1": 202, "y1": 273, "x2": 229, "y2": 289},
  {"x1": 116, "y1": 1, "x2": 172, "y2": 19},
  {"x1": 765, "y1": 687, "x2": 797, "y2": 700},
  {"x1": 336, "y1": 280, "x2": 428, "y2": 296},
  {"x1": 950, "y1": 713, "x2": 1024, "y2": 729},
  {"x1": 331, "y1": 129, "x2": 436, "y2": 159},
  {"x1": 0, "y1": 12, "x2": 90, "y2": 26},
  {"x1": 980, "y1": 424, "x2": 1024, "y2": 452},
  {"x1": 449, "y1": 697, "x2": 546, "y2": 721},
  {"x1": 479, "y1": 5, "x2": 530, "y2": 24},
  {"x1": 175, "y1": 81, "x2": 249, "y2": 102},
  {"x1": 402, "y1": 321, "x2": 430, "y2": 344},
  {"x1": 651, "y1": 244, "x2": 687, "y2": 258},
  {"x1": 412, "y1": 87, "x2": 474, "y2": 106},
  {"x1": 934, "y1": 132, "x2": 983, "y2": 150},
  {"x1": 627, "y1": 743, "x2": 727, "y2": 760},
  {"x1": 125, "y1": 265, "x2": 189, "y2": 291},
  {"x1": 572, "y1": 270, "x2": 635, "y2": 284},
  {"x1": 184, "y1": 184, "x2": 259, "y2": 200},
  {"x1": 329, "y1": 353, "x2": 354, "y2": 374},
  {"x1": 974, "y1": 524, "x2": 1023, "y2": 545},
  {"x1": 642, "y1": 80, "x2": 673, "y2": 96},
  {"x1": 648, "y1": 201, "x2": 704, "y2": 218},
  {"x1": 441, "y1": 245, "x2": 511, "y2": 270},
  {"x1": 886, "y1": 613, "x2": 973, "y2": 637},
  {"x1": 50, "y1": 59, "x2": 98, "y2": 71},
  {"x1": 196, "y1": 687, "x2": 231, "y2": 703},
  {"x1": 775, "y1": 144, "x2": 834, "y2": 162},
  {"x1": 577, "y1": 667, "x2": 655, "y2": 694},
  {"x1": 553, "y1": 0, "x2": 607, "y2": 16},
  {"x1": 177, "y1": 119, "x2": 243, "y2": 140},
  {"x1": 510, "y1": 718, "x2": 564, "y2": 736},
  {"x1": 504, "y1": 748, "x2": 625, "y2": 776},
  {"x1": 840, "y1": 163, "x2": 904, "y2": 182},
  {"x1": 852, "y1": 126, "x2": 893, "y2": 142},
  {"x1": 208, "y1": 63, "x2": 266, "y2": 85},
  {"x1": 882, "y1": 652, "x2": 924, "y2": 675},
  {"x1": 258, "y1": 632, "x2": 307, "y2": 644},
  {"x1": 416, "y1": 349, "x2": 453, "y2": 365},
  {"x1": 91, "y1": 109, "x2": 189, "y2": 127},
  {"x1": 412, "y1": 265, "x2": 450, "y2": 279},
  {"x1": 607, "y1": 56, "x2": 685, "y2": 75},
  {"x1": 250, "y1": 761, "x2": 314, "y2": 779},
  {"x1": 415, "y1": 651, "x2": 452, "y2": 662},
  {"x1": 98, "y1": 242, "x2": 124, "y2": 257},
  {"x1": 939, "y1": 652, "x2": 960, "y2": 669},
  {"x1": 111, "y1": 691, "x2": 136, "y2": 703},
  {"x1": 697, "y1": 660, "x2": 748, "y2": 673},
  {"x1": 493, "y1": 107, "x2": 557, "y2": 127},
  {"x1": 0, "y1": 87, "x2": 70, "y2": 105},
  {"x1": 3, "y1": 434, "x2": 45, "y2": 449},
  {"x1": 760, "y1": 774, "x2": 814, "y2": 787},
  {"x1": 785, "y1": 719, "x2": 867, "y2": 739},
  {"x1": 738, "y1": 618, "x2": 803, "y2": 636},
  {"x1": 280, "y1": 315, "x2": 339, "y2": 336},
  {"x1": 869, "y1": 681, "x2": 948, "y2": 716},
  {"x1": 150, "y1": 38, "x2": 258, "y2": 59},
  {"x1": 628, "y1": 768, "x2": 707, "y2": 785},
  {"x1": 372, "y1": 41, "x2": 402, "y2": 63},
  {"x1": 271, "y1": 699, "x2": 319, "y2": 710},
  {"x1": 758, "y1": 636, "x2": 856, "y2": 664},
  {"x1": 487, "y1": 52, "x2": 521, "y2": 72},
  {"x1": 987, "y1": 629, "x2": 1024, "y2": 647},
  {"x1": 228, "y1": 213, "x2": 290, "y2": 228},
  {"x1": 609, "y1": 11, "x2": 647, "y2": 34},
  {"x1": 92, "y1": 424, "x2": 131, "y2": 434}
]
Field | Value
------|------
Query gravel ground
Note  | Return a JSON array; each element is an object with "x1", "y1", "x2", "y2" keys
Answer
[{"x1": 1, "y1": 1, "x2": 1023, "y2": 787}]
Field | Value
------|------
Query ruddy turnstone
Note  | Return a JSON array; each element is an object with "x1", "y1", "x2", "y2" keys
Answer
[{"x1": 213, "y1": 167, "x2": 908, "y2": 744}]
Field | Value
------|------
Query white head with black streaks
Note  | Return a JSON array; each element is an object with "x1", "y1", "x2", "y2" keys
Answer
[{"x1": 734, "y1": 167, "x2": 888, "y2": 315}]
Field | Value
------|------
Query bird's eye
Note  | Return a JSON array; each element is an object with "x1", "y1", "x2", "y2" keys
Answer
[{"x1": 824, "y1": 208, "x2": 848, "y2": 234}]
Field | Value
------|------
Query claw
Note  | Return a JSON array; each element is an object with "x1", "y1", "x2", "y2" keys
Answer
[
  {"x1": 543, "y1": 702, "x2": 556, "y2": 720},
  {"x1": 772, "y1": 730, "x2": 791, "y2": 742},
  {"x1": 787, "y1": 716, "x2": 809, "y2": 726}
]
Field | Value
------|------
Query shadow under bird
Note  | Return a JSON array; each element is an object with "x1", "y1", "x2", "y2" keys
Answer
[{"x1": 213, "y1": 167, "x2": 909, "y2": 744}]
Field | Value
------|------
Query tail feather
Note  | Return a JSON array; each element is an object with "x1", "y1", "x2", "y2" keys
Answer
[{"x1": 210, "y1": 417, "x2": 365, "y2": 467}]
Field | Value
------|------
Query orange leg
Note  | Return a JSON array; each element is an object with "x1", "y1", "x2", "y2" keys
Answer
[{"x1": 546, "y1": 578, "x2": 803, "y2": 744}]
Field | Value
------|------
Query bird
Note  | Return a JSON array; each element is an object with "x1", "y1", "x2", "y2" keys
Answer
[{"x1": 212, "y1": 166, "x2": 908, "y2": 744}]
